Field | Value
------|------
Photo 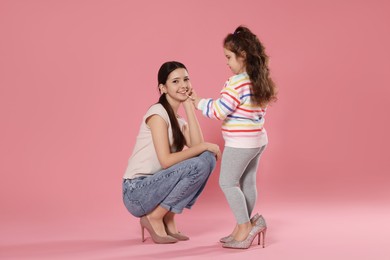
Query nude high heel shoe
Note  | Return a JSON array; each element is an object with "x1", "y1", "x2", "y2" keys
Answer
[
  {"x1": 140, "y1": 216, "x2": 178, "y2": 244},
  {"x1": 165, "y1": 228, "x2": 190, "y2": 241},
  {"x1": 219, "y1": 213, "x2": 262, "y2": 243},
  {"x1": 164, "y1": 223, "x2": 189, "y2": 241}
]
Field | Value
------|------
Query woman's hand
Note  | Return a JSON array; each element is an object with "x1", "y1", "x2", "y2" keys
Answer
[
  {"x1": 183, "y1": 83, "x2": 194, "y2": 103},
  {"x1": 187, "y1": 89, "x2": 201, "y2": 108},
  {"x1": 187, "y1": 88, "x2": 196, "y2": 100},
  {"x1": 185, "y1": 88, "x2": 195, "y2": 100},
  {"x1": 204, "y1": 142, "x2": 221, "y2": 161}
]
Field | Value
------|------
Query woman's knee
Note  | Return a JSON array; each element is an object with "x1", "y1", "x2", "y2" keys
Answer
[
  {"x1": 198, "y1": 151, "x2": 216, "y2": 172},
  {"x1": 185, "y1": 152, "x2": 215, "y2": 180}
]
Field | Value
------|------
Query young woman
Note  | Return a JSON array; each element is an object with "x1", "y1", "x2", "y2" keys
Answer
[
  {"x1": 190, "y1": 26, "x2": 277, "y2": 249},
  {"x1": 122, "y1": 61, "x2": 221, "y2": 244}
]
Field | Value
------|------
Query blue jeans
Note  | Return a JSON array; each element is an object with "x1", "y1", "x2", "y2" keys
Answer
[{"x1": 122, "y1": 151, "x2": 216, "y2": 217}]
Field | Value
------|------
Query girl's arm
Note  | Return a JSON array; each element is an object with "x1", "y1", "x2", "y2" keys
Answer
[
  {"x1": 147, "y1": 115, "x2": 220, "y2": 169},
  {"x1": 192, "y1": 85, "x2": 240, "y2": 121}
]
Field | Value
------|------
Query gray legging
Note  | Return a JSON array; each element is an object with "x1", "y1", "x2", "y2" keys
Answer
[{"x1": 219, "y1": 145, "x2": 266, "y2": 224}]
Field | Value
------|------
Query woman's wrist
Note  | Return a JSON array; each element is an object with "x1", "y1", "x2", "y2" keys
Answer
[
  {"x1": 202, "y1": 142, "x2": 210, "y2": 152},
  {"x1": 183, "y1": 100, "x2": 195, "y2": 110}
]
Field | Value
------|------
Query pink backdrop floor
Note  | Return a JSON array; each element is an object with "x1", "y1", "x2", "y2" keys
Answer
[
  {"x1": 1, "y1": 1, "x2": 390, "y2": 259},
  {"x1": 1, "y1": 199, "x2": 389, "y2": 260}
]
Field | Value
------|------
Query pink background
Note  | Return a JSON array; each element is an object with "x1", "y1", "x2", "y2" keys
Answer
[{"x1": 1, "y1": 0, "x2": 389, "y2": 259}]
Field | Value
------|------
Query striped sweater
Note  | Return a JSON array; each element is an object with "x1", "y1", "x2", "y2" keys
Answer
[{"x1": 197, "y1": 72, "x2": 268, "y2": 148}]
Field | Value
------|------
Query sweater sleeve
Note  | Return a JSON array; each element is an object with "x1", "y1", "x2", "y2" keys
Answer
[{"x1": 197, "y1": 85, "x2": 241, "y2": 121}]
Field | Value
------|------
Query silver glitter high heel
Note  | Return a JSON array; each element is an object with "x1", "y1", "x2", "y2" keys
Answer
[
  {"x1": 222, "y1": 221, "x2": 267, "y2": 249},
  {"x1": 254, "y1": 215, "x2": 267, "y2": 248},
  {"x1": 219, "y1": 213, "x2": 264, "y2": 243}
]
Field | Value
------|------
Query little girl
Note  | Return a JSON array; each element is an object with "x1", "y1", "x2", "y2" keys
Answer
[{"x1": 191, "y1": 26, "x2": 277, "y2": 249}]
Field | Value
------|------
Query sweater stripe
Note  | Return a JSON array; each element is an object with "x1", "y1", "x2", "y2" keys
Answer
[
  {"x1": 222, "y1": 128, "x2": 263, "y2": 133},
  {"x1": 221, "y1": 91, "x2": 240, "y2": 104},
  {"x1": 235, "y1": 82, "x2": 251, "y2": 90},
  {"x1": 197, "y1": 72, "x2": 268, "y2": 148}
]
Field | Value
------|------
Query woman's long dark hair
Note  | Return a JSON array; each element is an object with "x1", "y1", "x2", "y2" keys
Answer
[
  {"x1": 224, "y1": 26, "x2": 277, "y2": 107},
  {"x1": 157, "y1": 61, "x2": 187, "y2": 151}
]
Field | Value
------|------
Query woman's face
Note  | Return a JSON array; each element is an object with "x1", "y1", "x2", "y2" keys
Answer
[
  {"x1": 160, "y1": 68, "x2": 191, "y2": 102},
  {"x1": 224, "y1": 48, "x2": 246, "y2": 75}
]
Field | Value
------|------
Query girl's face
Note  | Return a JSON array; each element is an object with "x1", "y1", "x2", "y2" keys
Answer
[
  {"x1": 160, "y1": 68, "x2": 191, "y2": 103},
  {"x1": 224, "y1": 48, "x2": 246, "y2": 75}
]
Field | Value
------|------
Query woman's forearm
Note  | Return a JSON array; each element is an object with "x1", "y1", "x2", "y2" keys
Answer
[
  {"x1": 160, "y1": 143, "x2": 207, "y2": 169},
  {"x1": 183, "y1": 101, "x2": 204, "y2": 146}
]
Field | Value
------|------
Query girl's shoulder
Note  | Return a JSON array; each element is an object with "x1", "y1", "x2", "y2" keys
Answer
[{"x1": 227, "y1": 72, "x2": 250, "y2": 87}]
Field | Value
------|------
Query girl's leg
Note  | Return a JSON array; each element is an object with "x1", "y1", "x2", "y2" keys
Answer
[
  {"x1": 219, "y1": 147, "x2": 262, "y2": 241},
  {"x1": 240, "y1": 145, "x2": 266, "y2": 217}
]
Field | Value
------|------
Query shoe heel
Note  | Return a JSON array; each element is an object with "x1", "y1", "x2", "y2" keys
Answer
[
  {"x1": 141, "y1": 224, "x2": 145, "y2": 242},
  {"x1": 139, "y1": 216, "x2": 178, "y2": 244},
  {"x1": 260, "y1": 228, "x2": 267, "y2": 248}
]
